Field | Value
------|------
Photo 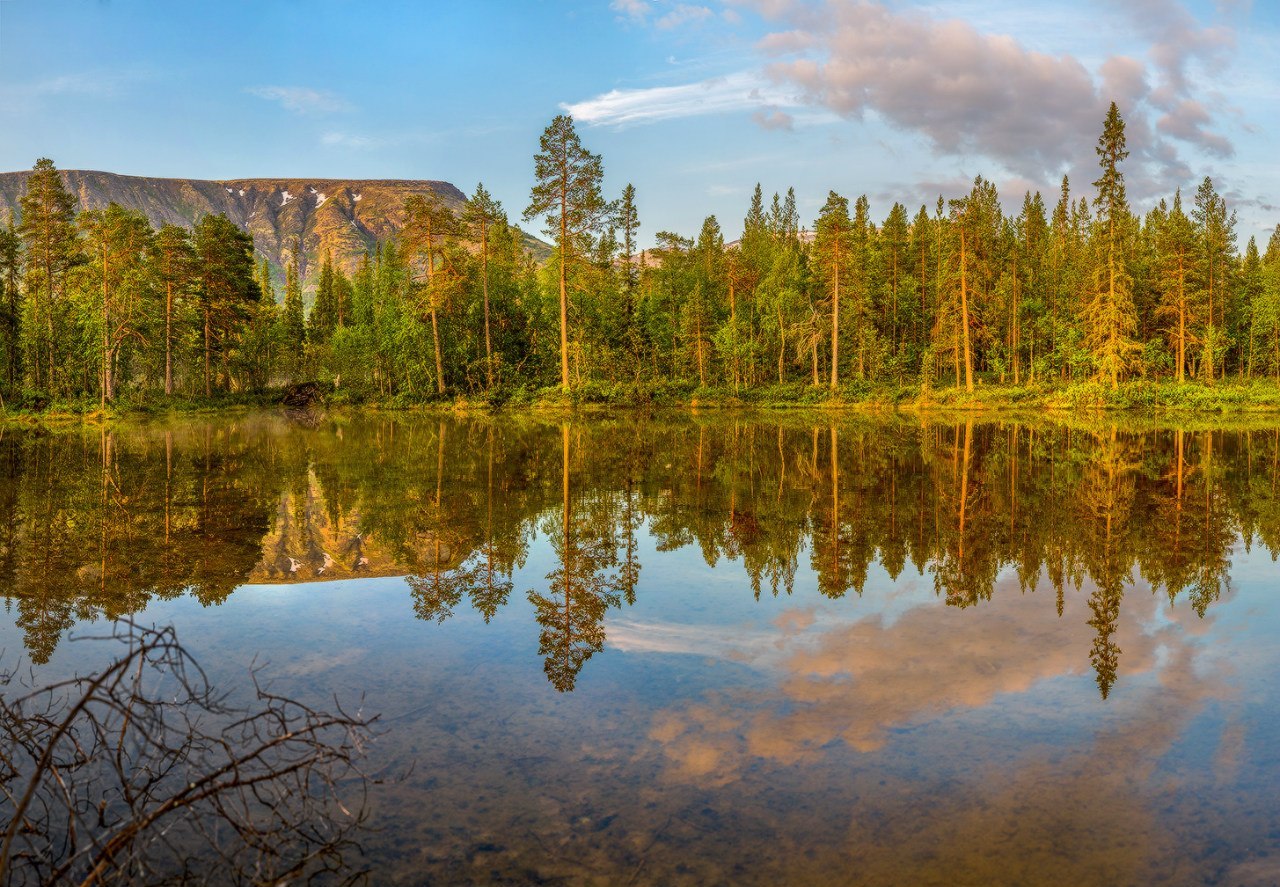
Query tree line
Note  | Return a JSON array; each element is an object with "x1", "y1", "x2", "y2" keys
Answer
[{"x1": 3, "y1": 103, "x2": 1280, "y2": 403}]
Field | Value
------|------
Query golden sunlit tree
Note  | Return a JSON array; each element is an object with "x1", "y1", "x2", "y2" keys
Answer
[{"x1": 1085, "y1": 102, "x2": 1141, "y2": 390}]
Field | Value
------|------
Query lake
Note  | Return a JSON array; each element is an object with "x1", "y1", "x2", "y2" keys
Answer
[{"x1": 2, "y1": 411, "x2": 1278, "y2": 885}]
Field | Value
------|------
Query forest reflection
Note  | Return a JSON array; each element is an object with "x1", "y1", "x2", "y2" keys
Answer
[{"x1": 1, "y1": 413, "x2": 1276, "y2": 696}]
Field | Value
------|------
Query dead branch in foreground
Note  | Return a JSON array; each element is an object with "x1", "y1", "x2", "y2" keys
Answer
[{"x1": 0, "y1": 620, "x2": 378, "y2": 885}]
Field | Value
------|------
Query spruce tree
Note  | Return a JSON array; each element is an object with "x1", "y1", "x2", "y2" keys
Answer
[
  {"x1": 1048, "y1": 176, "x2": 1072, "y2": 378},
  {"x1": 192, "y1": 214, "x2": 258, "y2": 396},
  {"x1": 250, "y1": 257, "x2": 280, "y2": 388},
  {"x1": 1191, "y1": 177, "x2": 1236, "y2": 381},
  {"x1": 881, "y1": 203, "x2": 910, "y2": 374},
  {"x1": 281, "y1": 249, "x2": 306, "y2": 378},
  {"x1": 462, "y1": 183, "x2": 505, "y2": 389},
  {"x1": 1086, "y1": 102, "x2": 1140, "y2": 390},
  {"x1": 617, "y1": 184, "x2": 640, "y2": 324},
  {"x1": 309, "y1": 250, "x2": 337, "y2": 344}
]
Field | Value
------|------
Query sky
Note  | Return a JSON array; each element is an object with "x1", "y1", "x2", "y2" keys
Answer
[{"x1": 0, "y1": 0, "x2": 1277, "y2": 246}]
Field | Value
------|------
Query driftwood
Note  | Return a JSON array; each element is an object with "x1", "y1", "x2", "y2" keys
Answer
[{"x1": 281, "y1": 381, "x2": 330, "y2": 427}]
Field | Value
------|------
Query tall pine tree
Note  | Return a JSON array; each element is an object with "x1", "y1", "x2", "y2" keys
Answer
[{"x1": 524, "y1": 115, "x2": 612, "y2": 391}]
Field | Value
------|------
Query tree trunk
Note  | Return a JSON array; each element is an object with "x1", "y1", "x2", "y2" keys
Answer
[
  {"x1": 165, "y1": 279, "x2": 174, "y2": 396},
  {"x1": 1177, "y1": 256, "x2": 1186, "y2": 383},
  {"x1": 1011, "y1": 260, "x2": 1020, "y2": 385},
  {"x1": 960, "y1": 230, "x2": 974, "y2": 392},
  {"x1": 559, "y1": 172, "x2": 571, "y2": 392},
  {"x1": 830, "y1": 253, "x2": 840, "y2": 390},
  {"x1": 430, "y1": 307, "x2": 444, "y2": 394},
  {"x1": 204, "y1": 308, "x2": 212, "y2": 397},
  {"x1": 777, "y1": 304, "x2": 785, "y2": 384},
  {"x1": 1108, "y1": 236, "x2": 1118, "y2": 390},
  {"x1": 729, "y1": 278, "x2": 739, "y2": 391},
  {"x1": 482, "y1": 225, "x2": 493, "y2": 390},
  {"x1": 101, "y1": 244, "x2": 110, "y2": 408}
]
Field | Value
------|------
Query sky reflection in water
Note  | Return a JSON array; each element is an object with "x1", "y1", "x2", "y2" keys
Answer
[{"x1": 0, "y1": 412, "x2": 1277, "y2": 885}]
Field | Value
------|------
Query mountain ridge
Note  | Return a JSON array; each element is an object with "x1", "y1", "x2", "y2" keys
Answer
[{"x1": 0, "y1": 168, "x2": 544, "y2": 293}]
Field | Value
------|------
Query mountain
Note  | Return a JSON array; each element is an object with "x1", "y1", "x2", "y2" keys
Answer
[{"x1": 0, "y1": 169, "x2": 546, "y2": 293}]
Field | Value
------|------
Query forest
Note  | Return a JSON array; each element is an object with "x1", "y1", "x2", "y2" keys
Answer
[{"x1": 3, "y1": 104, "x2": 1280, "y2": 409}]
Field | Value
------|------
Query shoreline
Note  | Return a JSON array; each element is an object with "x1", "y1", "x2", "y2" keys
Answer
[{"x1": 6, "y1": 379, "x2": 1280, "y2": 430}]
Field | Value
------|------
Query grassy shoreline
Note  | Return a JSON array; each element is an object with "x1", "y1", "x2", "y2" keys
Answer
[{"x1": 6, "y1": 378, "x2": 1280, "y2": 428}]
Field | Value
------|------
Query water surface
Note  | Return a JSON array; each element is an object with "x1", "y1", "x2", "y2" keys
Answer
[{"x1": 2, "y1": 412, "x2": 1278, "y2": 885}]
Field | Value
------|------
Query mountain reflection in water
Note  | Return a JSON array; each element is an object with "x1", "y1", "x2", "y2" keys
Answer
[{"x1": 0, "y1": 413, "x2": 1272, "y2": 695}]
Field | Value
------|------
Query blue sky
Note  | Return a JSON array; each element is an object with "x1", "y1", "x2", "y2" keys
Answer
[{"x1": 1, "y1": 0, "x2": 1276, "y2": 246}]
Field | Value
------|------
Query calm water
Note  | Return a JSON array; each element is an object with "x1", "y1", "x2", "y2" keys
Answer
[{"x1": 2, "y1": 412, "x2": 1279, "y2": 885}]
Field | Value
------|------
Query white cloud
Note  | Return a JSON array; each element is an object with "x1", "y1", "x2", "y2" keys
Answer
[
  {"x1": 564, "y1": 71, "x2": 800, "y2": 127},
  {"x1": 246, "y1": 85, "x2": 353, "y2": 115},
  {"x1": 611, "y1": 0, "x2": 651, "y2": 21},
  {"x1": 753, "y1": 107, "x2": 794, "y2": 130},
  {"x1": 656, "y1": 3, "x2": 714, "y2": 29},
  {"x1": 321, "y1": 131, "x2": 379, "y2": 149},
  {"x1": 0, "y1": 71, "x2": 148, "y2": 112},
  {"x1": 747, "y1": 0, "x2": 1236, "y2": 192}
]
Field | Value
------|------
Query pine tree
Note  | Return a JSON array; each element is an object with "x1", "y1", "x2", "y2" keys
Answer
[
  {"x1": 403, "y1": 192, "x2": 461, "y2": 393},
  {"x1": 0, "y1": 218, "x2": 22, "y2": 393},
  {"x1": 814, "y1": 192, "x2": 853, "y2": 389},
  {"x1": 78, "y1": 203, "x2": 153, "y2": 405},
  {"x1": 948, "y1": 190, "x2": 978, "y2": 392},
  {"x1": 524, "y1": 115, "x2": 612, "y2": 391},
  {"x1": 17, "y1": 158, "x2": 79, "y2": 392},
  {"x1": 687, "y1": 215, "x2": 724, "y2": 384},
  {"x1": 1086, "y1": 103, "x2": 1140, "y2": 390},
  {"x1": 151, "y1": 224, "x2": 195, "y2": 395},
  {"x1": 1257, "y1": 226, "x2": 1280, "y2": 377},
  {"x1": 1154, "y1": 191, "x2": 1199, "y2": 382},
  {"x1": 850, "y1": 194, "x2": 876, "y2": 380},
  {"x1": 1241, "y1": 236, "x2": 1264, "y2": 377}
]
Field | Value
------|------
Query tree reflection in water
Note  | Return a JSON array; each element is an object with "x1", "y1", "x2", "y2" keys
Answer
[{"x1": 0, "y1": 414, "x2": 1274, "y2": 696}]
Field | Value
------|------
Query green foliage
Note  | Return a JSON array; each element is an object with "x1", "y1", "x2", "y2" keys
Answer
[{"x1": 5, "y1": 102, "x2": 1280, "y2": 415}]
